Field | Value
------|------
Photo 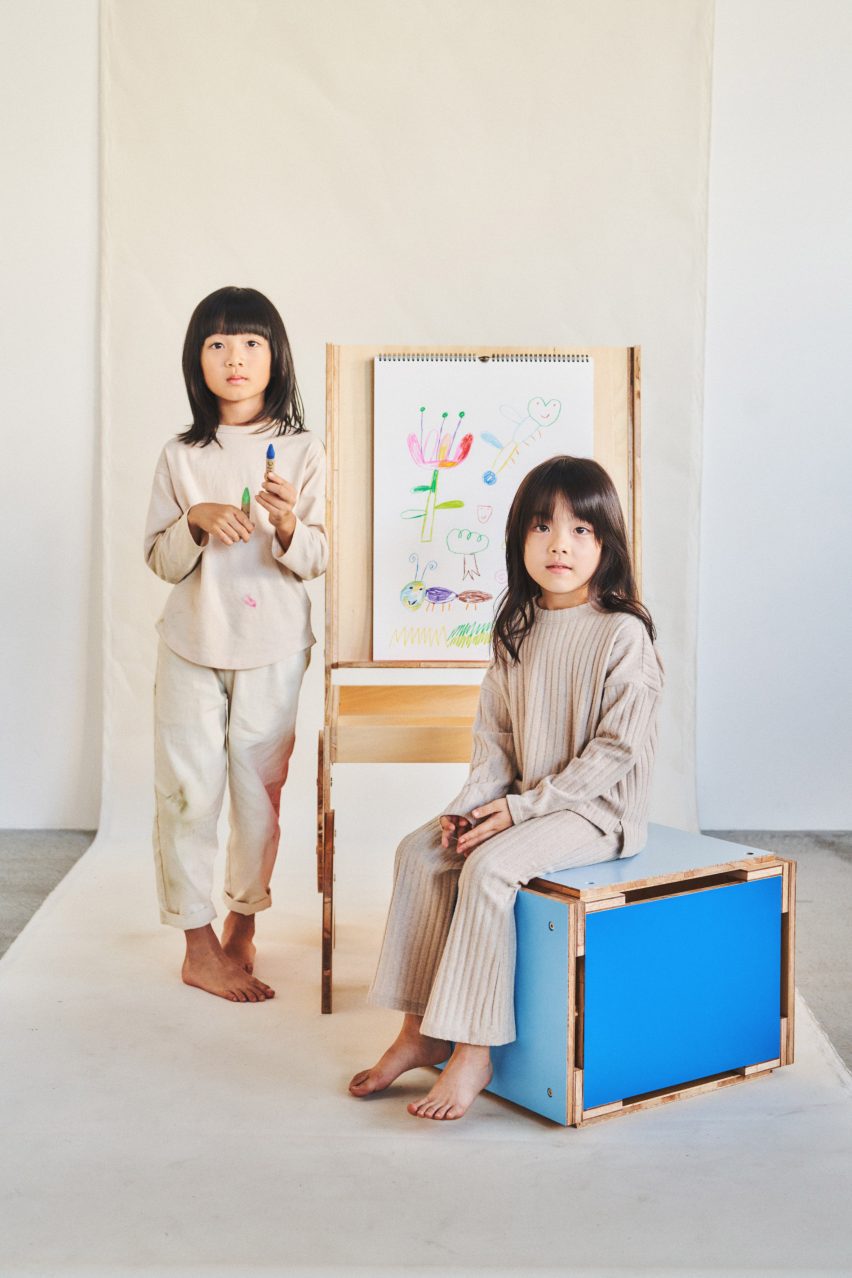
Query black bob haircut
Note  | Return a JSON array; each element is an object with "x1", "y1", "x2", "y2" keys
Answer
[
  {"x1": 492, "y1": 455, "x2": 656, "y2": 662},
  {"x1": 178, "y1": 286, "x2": 305, "y2": 447}
]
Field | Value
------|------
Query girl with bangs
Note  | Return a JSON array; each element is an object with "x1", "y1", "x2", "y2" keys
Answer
[
  {"x1": 144, "y1": 286, "x2": 327, "y2": 1003},
  {"x1": 351, "y1": 456, "x2": 664, "y2": 1120}
]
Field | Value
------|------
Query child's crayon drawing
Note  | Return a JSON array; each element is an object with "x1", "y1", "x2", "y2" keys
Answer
[
  {"x1": 446, "y1": 527, "x2": 489, "y2": 581},
  {"x1": 374, "y1": 357, "x2": 594, "y2": 661},
  {"x1": 399, "y1": 554, "x2": 438, "y2": 611},
  {"x1": 400, "y1": 408, "x2": 472, "y2": 542},
  {"x1": 398, "y1": 554, "x2": 492, "y2": 614},
  {"x1": 481, "y1": 398, "x2": 562, "y2": 485},
  {"x1": 388, "y1": 621, "x2": 493, "y2": 650},
  {"x1": 388, "y1": 623, "x2": 452, "y2": 649}
]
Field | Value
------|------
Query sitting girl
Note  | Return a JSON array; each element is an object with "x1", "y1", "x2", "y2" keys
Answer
[{"x1": 350, "y1": 455, "x2": 664, "y2": 1119}]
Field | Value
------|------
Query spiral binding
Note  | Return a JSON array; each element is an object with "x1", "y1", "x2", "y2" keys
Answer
[{"x1": 376, "y1": 352, "x2": 589, "y2": 363}]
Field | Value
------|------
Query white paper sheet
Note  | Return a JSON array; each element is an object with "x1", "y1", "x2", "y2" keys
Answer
[{"x1": 372, "y1": 355, "x2": 594, "y2": 661}]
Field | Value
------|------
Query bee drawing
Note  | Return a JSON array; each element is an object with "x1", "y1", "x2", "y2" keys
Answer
[{"x1": 481, "y1": 397, "x2": 562, "y2": 484}]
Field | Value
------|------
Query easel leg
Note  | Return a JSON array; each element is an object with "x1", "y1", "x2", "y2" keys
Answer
[
  {"x1": 316, "y1": 731, "x2": 324, "y2": 893},
  {"x1": 321, "y1": 809, "x2": 335, "y2": 1014}
]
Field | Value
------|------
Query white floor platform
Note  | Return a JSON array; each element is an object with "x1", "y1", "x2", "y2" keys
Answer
[{"x1": 2, "y1": 830, "x2": 852, "y2": 1277}]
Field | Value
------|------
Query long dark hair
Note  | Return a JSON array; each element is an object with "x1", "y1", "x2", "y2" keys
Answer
[
  {"x1": 492, "y1": 455, "x2": 655, "y2": 662},
  {"x1": 178, "y1": 286, "x2": 305, "y2": 447}
]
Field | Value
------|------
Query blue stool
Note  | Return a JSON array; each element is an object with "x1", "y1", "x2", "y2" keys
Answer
[{"x1": 487, "y1": 824, "x2": 796, "y2": 1126}]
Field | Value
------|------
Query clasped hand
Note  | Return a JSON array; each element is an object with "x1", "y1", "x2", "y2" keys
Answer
[
  {"x1": 187, "y1": 473, "x2": 297, "y2": 548},
  {"x1": 439, "y1": 797, "x2": 513, "y2": 857}
]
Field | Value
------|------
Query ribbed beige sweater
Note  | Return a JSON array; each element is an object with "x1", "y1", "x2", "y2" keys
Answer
[{"x1": 441, "y1": 601, "x2": 664, "y2": 857}]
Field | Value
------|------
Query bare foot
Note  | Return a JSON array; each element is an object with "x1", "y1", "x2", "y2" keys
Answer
[
  {"x1": 349, "y1": 1014, "x2": 451, "y2": 1097},
  {"x1": 221, "y1": 911, "x2": 257, "y2": 974},
  {"x1": 182, "y1": 924, "x2": 274, "y2": 1002},
  {"x1": 407, "y1": 1043, "x2": 493, "y2": 1120}
]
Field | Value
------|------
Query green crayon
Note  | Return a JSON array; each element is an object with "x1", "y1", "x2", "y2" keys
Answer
[{"x1": 241, "y1": 487, "x2": 251, "y2": 517}]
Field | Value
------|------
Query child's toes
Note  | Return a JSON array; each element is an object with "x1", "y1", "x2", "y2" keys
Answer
[{"x1": 415, "y1": 1099, "x2": 440, "y2": 1119}]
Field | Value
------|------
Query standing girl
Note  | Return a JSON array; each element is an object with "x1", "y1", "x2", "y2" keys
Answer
[
  {"x1": 144, "y1": 286, "x2": 327, "y2": 1003},
  {"x1": 350, "y1": 456, "x2": 664, "y2": 1118}
]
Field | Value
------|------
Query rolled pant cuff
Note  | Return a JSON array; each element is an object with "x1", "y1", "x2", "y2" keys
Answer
[
  {"x1": 160, "y1": 903, "x2": 217, "y2": 931},
  {"x1": 222, "y1": 892, "x2": 271, "y2": 916}
]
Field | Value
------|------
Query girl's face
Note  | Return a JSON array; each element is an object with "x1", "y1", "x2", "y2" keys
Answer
[
  {"x1": 523, "y1": 497, "x2": 602, "y2": 610},
  {"x1": 200, "y1": 332, "x2": 272, "y2": 423}
]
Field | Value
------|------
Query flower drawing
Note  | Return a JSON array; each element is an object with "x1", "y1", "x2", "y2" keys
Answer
[{"x1": 402, "y1": 408, "x2": 473, "y2": 542}]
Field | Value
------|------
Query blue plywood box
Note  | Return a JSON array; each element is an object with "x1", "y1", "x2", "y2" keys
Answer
[{"x1": 487, "y1": 825, "x2": 796, "y2": 1126}]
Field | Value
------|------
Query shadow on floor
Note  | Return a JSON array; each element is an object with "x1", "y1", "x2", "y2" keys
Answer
[{"x1": 1, "y1": 827, "x2": 850, "y2": 1071}]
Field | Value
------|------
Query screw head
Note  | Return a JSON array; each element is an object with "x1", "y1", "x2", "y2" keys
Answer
[
  {"x1": 547, "y1": 1088, "x2": 553, "y2": 1097},
  {"x1": 548, "y1": 921, "x2": 555, "y2": 931}
]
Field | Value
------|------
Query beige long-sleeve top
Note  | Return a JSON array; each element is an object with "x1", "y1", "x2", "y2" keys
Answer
[
  {"x1": 441, "y1": 601, "x2": 665, "y2": 857},
  {"x1": 144, "y1": 424, "x2": 328, "y2": 669}
]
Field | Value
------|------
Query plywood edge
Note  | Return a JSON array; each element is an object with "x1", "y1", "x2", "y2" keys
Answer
[
  {"x1": 729, "y1": 865, "x2": 784, "y2": 881},
  {"x1": 332, "y1": 660, "x2": 490, "y2": 671},
  {"x1": 566, "y1": 898, "x2": 579, "y2": 1126},
  {"x1": 325, "y1": 344, "x2": 340, "y2": 681},
  {"x1": 782, "y1": 858, "x2": 797, "y2": 1065},
  {"x1": 529, "y1": 855, "x2": 786, "y2": 902},
  {"x1": 584, "y1": 895, "x2": 627, "y2": 912},
  {"x1": 577, "y1": 1065, "x2": 775, "y2": 1127}
]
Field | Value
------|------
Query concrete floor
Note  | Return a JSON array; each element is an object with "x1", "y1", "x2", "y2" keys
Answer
[
  {"x1": 1, "y1": 827, "x2": 851, "y2": 1070},
  {"x1": 0, "y1": 830, "x2": 96, "y2": 956}
]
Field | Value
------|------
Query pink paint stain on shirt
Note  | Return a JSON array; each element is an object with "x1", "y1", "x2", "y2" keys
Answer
[{"x1": 243, "y1": 595, "x2": 257, "y2": 609}]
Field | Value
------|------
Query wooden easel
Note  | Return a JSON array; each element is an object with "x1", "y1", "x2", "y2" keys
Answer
[{"x1": 318, "y1": 344, "x2": 642, "y2": 1011}]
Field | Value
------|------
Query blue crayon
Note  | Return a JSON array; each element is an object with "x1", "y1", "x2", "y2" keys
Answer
[{"x1": 265, "y1": 443, "x2": 275, "y2": 477}]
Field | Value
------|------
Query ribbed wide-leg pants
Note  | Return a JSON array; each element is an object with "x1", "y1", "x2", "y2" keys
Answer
[
  {"x1": 368, "y1": 810, "x2": 622, "y2": 1045},
  {"x1": 152, "y1": 638, "x2": 309, "y2": 929}
]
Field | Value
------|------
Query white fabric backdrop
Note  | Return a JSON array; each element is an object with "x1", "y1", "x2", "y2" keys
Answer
[
  {"x1": 698, "y1": 0, "x2": 852, "y2": 828},
  {"x1": 102, "y1": 0, "x2": 711, "y2": 850},
  {"x1": 0, "y1": 0, "x2": 100, "y2": 828}
]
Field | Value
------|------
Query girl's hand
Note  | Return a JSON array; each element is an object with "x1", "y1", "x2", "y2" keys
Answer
[
  {"x1": 439, "y1": 814, "x2": 472, "y2": 851},
  {"x1": 187, "y1": 503, "x2": 253, "y2": 547},
  {"x1": 256, "y1": 472, "x2": 298, "y2": 546},
  {"x1": 456, "y1": 798, "x2": 513, "y2": 857}
]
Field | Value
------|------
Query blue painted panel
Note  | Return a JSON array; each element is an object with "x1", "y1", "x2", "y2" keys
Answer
[
  {"x1": 539, "y1": 824, "x2": 783, "y2": 894},
  {"x1": 583, "y1": 877, "x2": 782, "y2": 1110},
  {"x1": 487, "y1": 891, "x2": 570, "y2": 1124}
]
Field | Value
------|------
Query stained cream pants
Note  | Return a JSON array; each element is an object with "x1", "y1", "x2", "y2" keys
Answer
[
  {"x1": 152, "y1": 638, "x2": 309, "y2": 929},
  {"x1": 368, "y1": 810, "x2": 622, "y2": 1045}
]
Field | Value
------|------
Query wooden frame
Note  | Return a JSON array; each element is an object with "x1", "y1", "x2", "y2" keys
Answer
[
  {"x1": 318, "y1": 344, "x2": 642, "y2": 1011},
  {"x1": 529, "y1": 854, "x2": 796, "y2": 1126}
]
